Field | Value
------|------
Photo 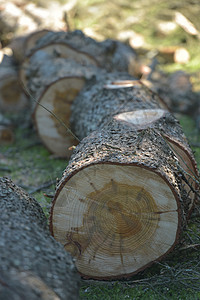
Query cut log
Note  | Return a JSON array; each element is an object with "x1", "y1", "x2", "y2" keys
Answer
[
  {"x1": 50, "y1": 119, "x2": 187, "y2": 279},
  {"x1": 0, "y1": 177, "x2": 80, "y2": 299},
  {"x1": 114, "y1": 110, "x2": 198, "y2": 215},
  {"x1": 0, "y1": 55, "x2": 28, "y2": 113},
  {"x1": 70, "y1": 79, "x2": 168, "y2": 140},
  {"x1": 27, "y1": 30, "x2": 138, "y2": 75},
  {"x1": 20, "y1": 42, "x2": 98, "y2": 89},
  {"x1": 33, "y1": 76, "x2": 86, "y2": 157},
  {"x1": 70, "y1": 80, "x2": 198, "y2": 215}
]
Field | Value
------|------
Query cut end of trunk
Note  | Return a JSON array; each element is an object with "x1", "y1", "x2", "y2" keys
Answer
[
  {"x1": 114, "y1": 109, "x2": 198, "y2": 215},
  {"x1": 51, "y1": 164, "x2": 180, "y2": 279},
  {"x1": 34, "y1": 76, "x2": 85, "y2": 157},
  {"x1": 115, "y1": 109, "x2": 166, "y2": 129}
]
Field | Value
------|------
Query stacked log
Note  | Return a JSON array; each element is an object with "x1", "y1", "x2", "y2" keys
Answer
[
  {"x1": 0, "y1": 177, "x2": 80, "y2": 300},
  {"x1": 49, "y1": 79, "x2": 198, "y2": 279}
]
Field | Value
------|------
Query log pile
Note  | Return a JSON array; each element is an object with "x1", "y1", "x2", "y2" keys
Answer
[
  {"x1": 0, "y1": 14, "x2": 199, "y2": 281},
  {"x1": 49, "y1": 79, "x2": 199, "y2": 279},
  {"x1": 0, "y1": 177, "x2": 80, "y2": 300}
]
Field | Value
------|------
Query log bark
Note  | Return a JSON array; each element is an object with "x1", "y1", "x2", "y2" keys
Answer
[
  {"x1": 0, "y1": 177, "x2": 80, "y2": 300},
  {"x1": 26, "y1": 30, "x2": 138, "y2": 76},
  {"x1": 70, "y1": 80, "x2": 198, "y2": 215},
  {"x1": 70, "y1": 79, "x2": 168, "y2": 140},
  {"x1": 50, "y1": 119, "x2": 187, "y2": 279}
]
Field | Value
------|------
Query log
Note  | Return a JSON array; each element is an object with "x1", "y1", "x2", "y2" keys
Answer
[
  {"x1": 20, "y1": 42, "x2": 98, "y2": 89},
  {"x1": 33, "y1": 76, "x2": 86, "y2": 157},
  {"x1": 50, "y1": 119, "x2": 187, "y2": 279},
  {"x1": 26, "y1": 30, "x2": 138, "y2": 76},
  {"x1": 0, "y1": 177, "x2": 80, "y2": 299},
  {"x1": 0, "y1": 55, "x2": 28, "y2": 113},
  {"x1": 70, "y1": 80, "x2": 198, "y2": 215},
  {"x1": 70, "y1": 79, "x2": 168, "y2": 140}
]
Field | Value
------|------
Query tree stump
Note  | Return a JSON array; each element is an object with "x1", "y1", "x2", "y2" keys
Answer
[
  {"x1": 50, "y1": 119, "x2": 187, "y2": 279},
  {"x1": 0, "y1": 177, "x2": 80, "y2": 300},
  {"x1": 70, "y1": 80, "x2": 198, "y2": 215}
]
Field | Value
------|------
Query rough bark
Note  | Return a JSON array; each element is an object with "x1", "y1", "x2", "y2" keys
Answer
[
  {"x1": 50, "y1": 120, "x2": 187, "y2": 280},
  {"x1": 70, "y1": 79, "x2": 168, "y2": 140},
  {"x1": 0, "y1": 177, "x2": 80, "y2": 300},
  {"x1": 70, "y1": 80, "x2": 198, "y2": 215},
  {"x1": 27, "y1": 30, "x2": 138, "y2": 75}
]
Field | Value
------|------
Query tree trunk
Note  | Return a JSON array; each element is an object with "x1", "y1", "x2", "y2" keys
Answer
[
  {"x1": 0, "y1": 177, "x2": 80, "y2": 300},
  {"x1": 50, "y1": 119, "x2": 187, "y2": 280},
  {"x1": 70, "y1": 80, "x2": 198, "y2": 215}
]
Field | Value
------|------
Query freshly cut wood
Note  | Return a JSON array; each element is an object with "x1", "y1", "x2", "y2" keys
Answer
[
  {"x1": 114, "y1": 109, "x2": 198, "y2": 215},
  {"x1": 0, "y1": 60, "x2": 28, "y2": 113},
  {"x1": 27, "y1": 30, "x2": 138, "y2": 75},
  {"x1": 20, "y1": 42, "x2": 98, "y2": 89},
  {"x1": 70, "y1": 79, "x2": 168, "y2": 140},
  {"x1": 50, "y1": 119, "x2": 186, "y2": 279},
  {"x1": 0, "y1": 177, "x2": 80, "y2": 300},
  {"x1": 33, "y1": 76, "x2": 86, "y2": 157}
]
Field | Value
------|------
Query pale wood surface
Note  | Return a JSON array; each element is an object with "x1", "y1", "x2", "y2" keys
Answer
[{"x1": 34, "y1": 77, "x2": 85, "y2": 157}]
